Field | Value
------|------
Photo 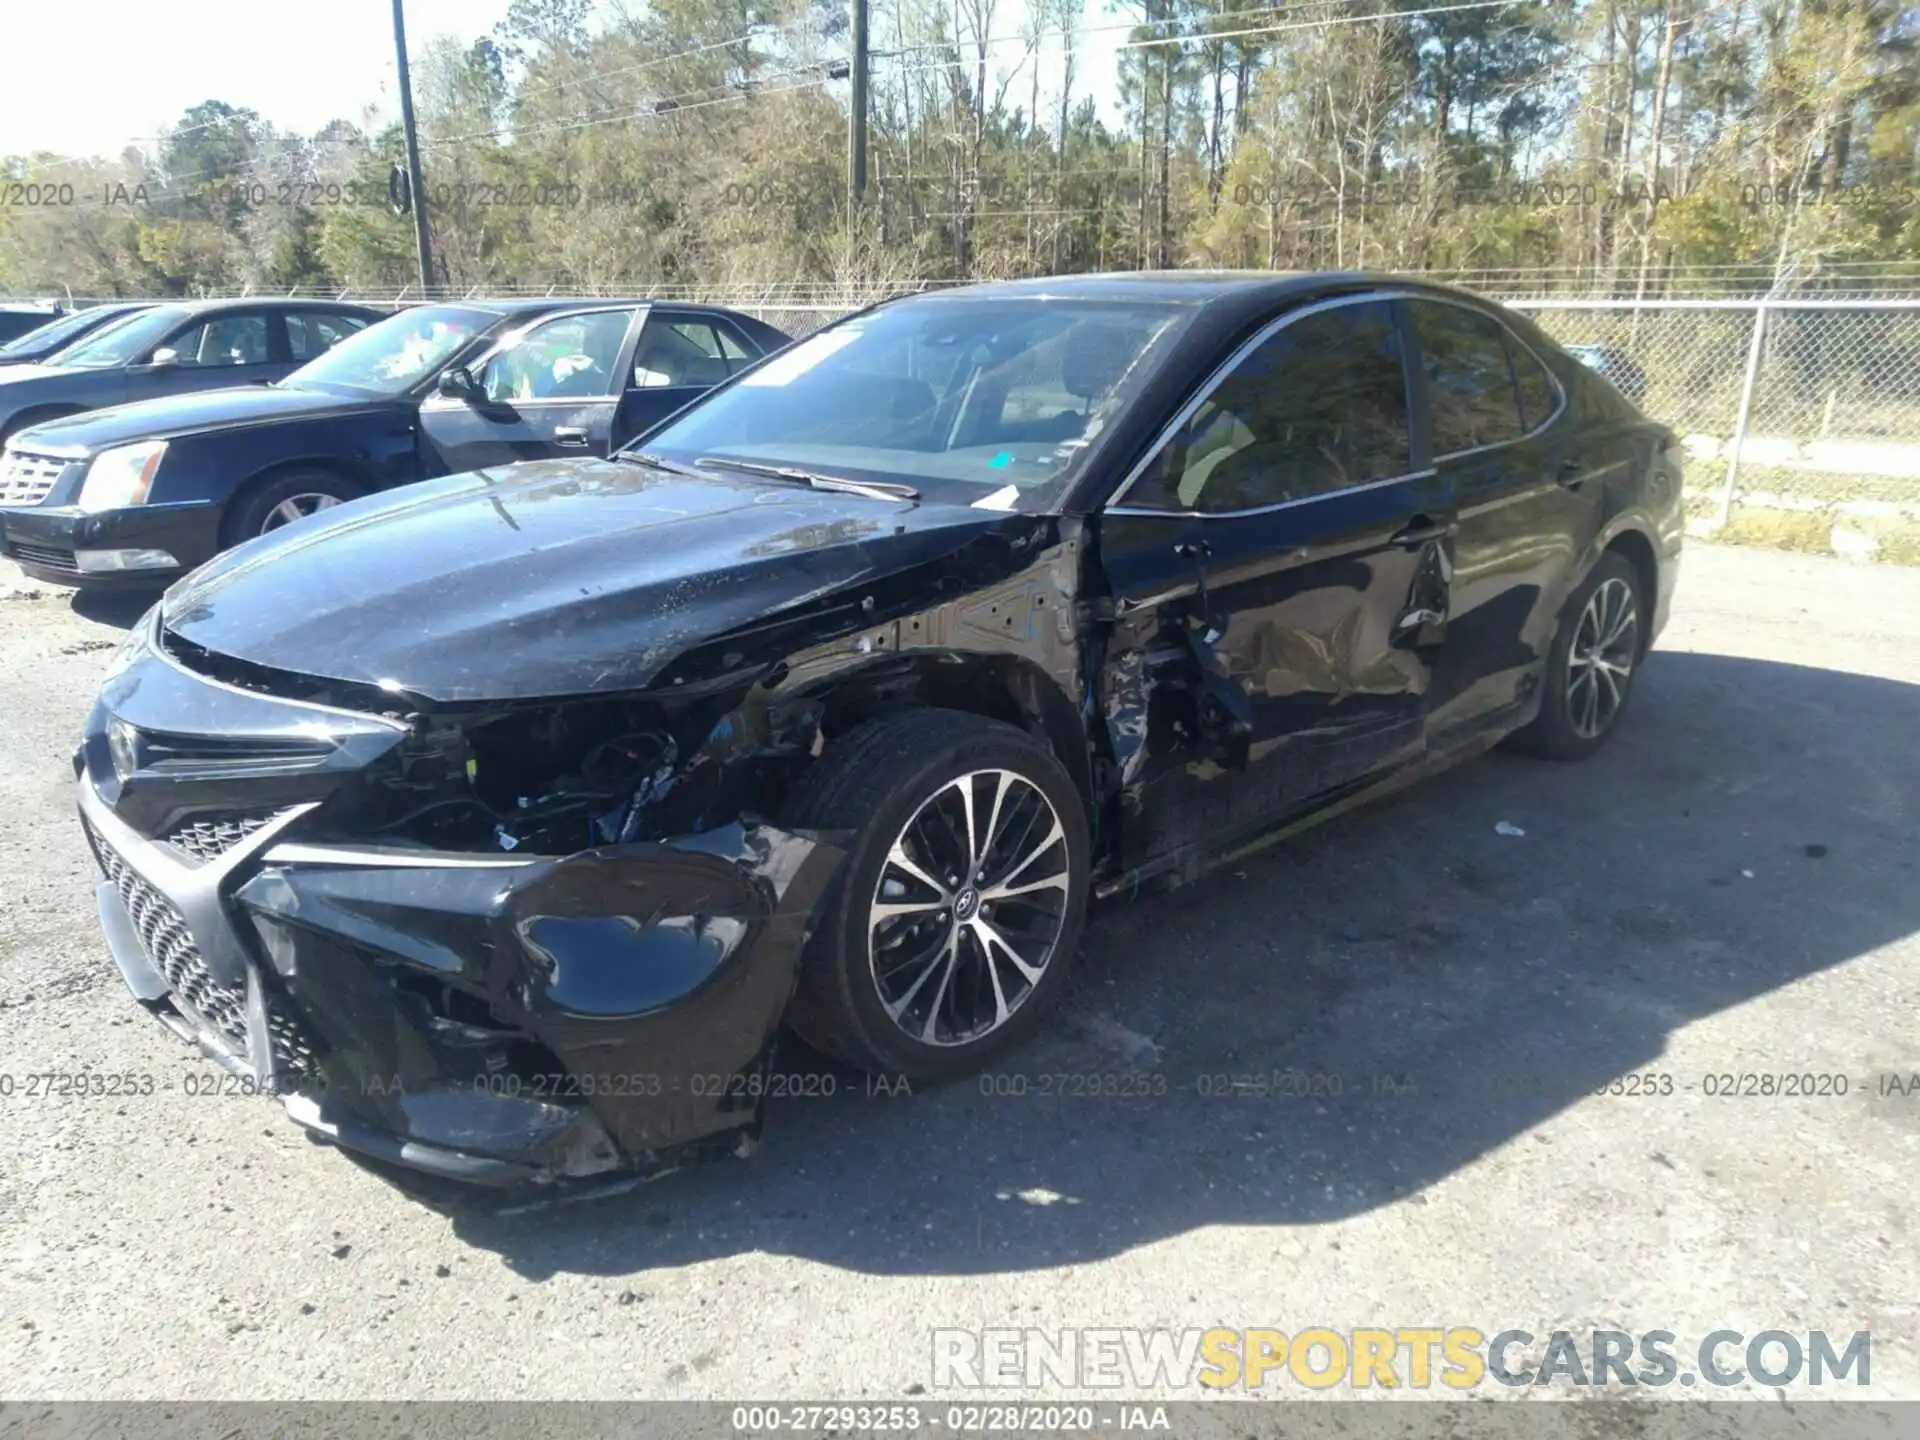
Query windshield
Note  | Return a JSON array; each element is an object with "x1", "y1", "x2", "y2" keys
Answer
[
  {"x1": 636, "y1": 298, "x2": 1193, "y2": 511},
  {"x1": 282, "y1": 305, "x2": 495, "y2": 394},
  {"x1": 52, "y1": 307, "x2": 190, "y2": 369},
  {"x1": 0, "y1": 307, "x2": 125, "y2": 358}
]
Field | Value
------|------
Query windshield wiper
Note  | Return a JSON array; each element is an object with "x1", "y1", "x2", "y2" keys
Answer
[
  {"x1": 614, "y1": 450, "x2": 706, "y2": 478},
  {"x1": 695, "y1": 456, "x2": 918, "y2": 501}
]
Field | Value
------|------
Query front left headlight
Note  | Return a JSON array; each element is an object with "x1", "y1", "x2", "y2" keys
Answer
[{"x1": 76, "y1": 439, "x2": 168, "y2": 513}]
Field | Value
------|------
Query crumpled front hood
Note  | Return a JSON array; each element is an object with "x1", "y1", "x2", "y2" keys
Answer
[{"x1": 161, "y1": 457, "x2": 1028, "y2": 703}]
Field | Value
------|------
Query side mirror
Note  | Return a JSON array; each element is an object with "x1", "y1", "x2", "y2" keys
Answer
[
  {"x1": 437, "y1": 365, "x2": 479, "y2": 401},
  {"x1": 147, "y1": 346, "x2": 180, "y2": 369}
]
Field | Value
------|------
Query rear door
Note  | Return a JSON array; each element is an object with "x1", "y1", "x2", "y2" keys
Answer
[
  {"x1": 1406, "y1": 297, "x2": 1603, "y2": 740},
  {"x1": 612, "y1": 312, "x2": 753, "y2": 447},
  {"x1": 1095, "y1": 295, "x2": 1455, "y2": 868},
  {"x1": 124, "y1": 309, "x2": 286, "y2": 402},
  {"x1": 418, "y1": 305, "x2": 642, "y2": 472}
]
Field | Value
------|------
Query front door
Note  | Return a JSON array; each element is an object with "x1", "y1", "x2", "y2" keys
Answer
[
  {"x1": 418, "y1": 306, "x2": 641, "y2": 472},
  {"x1": 1095, "y1": 296, "x2": 1454, "y2": 869}
]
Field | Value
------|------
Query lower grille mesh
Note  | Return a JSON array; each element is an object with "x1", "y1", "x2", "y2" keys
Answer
[
  {"x1": 167, "y1": 811, "x2": 279, "y2": 864},
  {"x1": 88, "y1": 823, "x2": 249, "y2": 1055},
  {"x1": 86, "y1": 816, "x2": 329, "y2": 1083}
]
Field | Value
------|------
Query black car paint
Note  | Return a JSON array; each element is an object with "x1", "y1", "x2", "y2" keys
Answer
[
  {"x1": 0, "y1": 301, "x2": 788, "y2": 588},
  {"x1": 0, "y1": 306, "x2": 62, "y2": 346},
  {"x1": 0, "y1": 299, "x2": 387, "y2": 443},
  {"x1": 74, "y1": 272, "x2": 1683, "y2": 1187},
  {"x1": 0, "y1": 304, "x2": 154, "y2": 366}
]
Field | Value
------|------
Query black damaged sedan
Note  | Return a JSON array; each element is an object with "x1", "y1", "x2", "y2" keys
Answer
[{"x1": 77, "y1": 272, "x2": 1681, "y2": 1186}]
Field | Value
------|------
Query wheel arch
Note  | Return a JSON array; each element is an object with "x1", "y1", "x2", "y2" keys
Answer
[
  {"x1": 218, "y1": 455, "x2": 374, "y2": 542},
  {"x1": 802, "y1": 651, "x2": 1093, "y2": 817},
  {"x1": 1596, "y1": 522, "x2": 1661, "y2": 657}
]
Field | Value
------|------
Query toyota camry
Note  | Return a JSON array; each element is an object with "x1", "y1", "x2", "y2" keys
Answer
[{"x1": 75, "y1": 272, "x2": 1681, "y2": 1187}]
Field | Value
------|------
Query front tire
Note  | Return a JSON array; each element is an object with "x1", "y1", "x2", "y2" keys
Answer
[
  {"x1": 221, "y1": 469, "x2": 363, "y2": 546},
  {"x1": 783, "y1": 708, "x2": 1091, "y2": 1080},
  {"x1": 1508, "y1": 551, "x2": 1645, "y2": 760}
]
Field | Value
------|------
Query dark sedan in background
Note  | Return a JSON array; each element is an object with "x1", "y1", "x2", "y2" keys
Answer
[
  {"x1": 72, "y1": 271, "x2": 1682, "y2": 1187},
  {"x1": 0, "y1": 298, "x2": 382, "y2": 449},
  {"x1": 0, "y1": 298, "x2": 787, "y2": 585},
  {"x1": 0, "y1": 303, "x2": 155, "y2": 368},
  {"x1": 0, "y1": 303, "x2": 63, "y2": 347}
]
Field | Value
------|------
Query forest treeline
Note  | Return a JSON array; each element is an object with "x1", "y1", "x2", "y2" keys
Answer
[{"x1": 1, "y1": 0, "x2": 1915, "y2": 297}]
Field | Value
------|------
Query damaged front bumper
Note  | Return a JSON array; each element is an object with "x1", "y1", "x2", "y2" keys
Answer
[{"x1": 76, "y1": 639, "x2": 844, "y2": 1187}]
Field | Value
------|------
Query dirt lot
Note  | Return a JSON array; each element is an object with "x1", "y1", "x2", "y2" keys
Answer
[{"x1": 0, "y1": 542, "x2": 1915, "y2": 1403}]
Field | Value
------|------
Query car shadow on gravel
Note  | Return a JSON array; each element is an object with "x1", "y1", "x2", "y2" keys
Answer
[
  {"x1": 69, "y1": 589, "x2": 160, "y2": 630},
  {"x1": 405, "y1": 648, "x2": 1920, "y2": 1279}
]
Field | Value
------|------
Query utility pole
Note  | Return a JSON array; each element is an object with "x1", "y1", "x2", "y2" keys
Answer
[
  {"x1": 848, "y1": 0, "x2": 870, "y2": 228},
  {"x1": 391, "y1": 0, "x2": 435, "y2": 292}
]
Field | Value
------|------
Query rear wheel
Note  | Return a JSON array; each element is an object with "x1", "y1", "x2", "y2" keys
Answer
[
  {"x1": 222, "y1": 469, "x2": 363, "y2": 545},
  {"x1": 783, "y1": 708, "x2": 1090, "y2": 1080},
  {"x1": 1508, "y1": 551, "x2": 1644, "y2": 760}
]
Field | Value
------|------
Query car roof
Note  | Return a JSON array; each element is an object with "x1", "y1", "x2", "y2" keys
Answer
[
  {"x1": 427, "y1": 297, "x2": 768, "y2": 320},
  {"x1": 139, "y1": 297, "x2": 389, "y2": 316},
  {"x1": 907, "y1": 269, "x2": 1519, "y2": 317}
]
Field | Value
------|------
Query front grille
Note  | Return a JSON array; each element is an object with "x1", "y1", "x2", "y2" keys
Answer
[
  {"x1": 0, "y1": 449, "x2": 67, "y2": 506},
  {"x1": 87, "y1": 821, "x2": 249, "y2": 1055},
  {"x1": 167, "y1": 811, "x2": 281, "y2": 864},
  {"x1": 7, "y1": 541, "x2": 78, "y2": 574},
  {"x1": 267, "y1": 996, "x2": 326, "y2": 1085}
]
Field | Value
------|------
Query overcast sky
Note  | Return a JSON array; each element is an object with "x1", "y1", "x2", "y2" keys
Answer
[{"x1": 0, "y1": 0, "x2": 1126, "y2": 163}]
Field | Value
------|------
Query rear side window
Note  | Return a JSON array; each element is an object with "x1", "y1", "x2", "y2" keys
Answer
[
  {"x1": 1411, "y1": 300, "x2": 1527, "y2": 454},
  {"x1": 1510, "y1": 337, "x2": 1561, "y2": 430},
  {"x1": 1123, "y1": 299, "x2": 1412, "y2": 514},
  {"x1": 286, "y1": 311, "x2": 370, "y2": 361},
  {"x1": 631, "y1": 319, "x2": 734, "y2": 389}
]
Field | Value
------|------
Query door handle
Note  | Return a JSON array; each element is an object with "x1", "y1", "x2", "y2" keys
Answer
[
  {"x1": 1390, "y1": 516, "x2": 1451, "y2": 549},
  {"x1": 1173, "y1": 538, "x2": 1212, "y2": 560},
  {"x1": 554, "y1": 427, "x2": 591, "y2": 448},
  {"x1": 1557, "y1": 456, "x2": 1587, "y2": 485}
]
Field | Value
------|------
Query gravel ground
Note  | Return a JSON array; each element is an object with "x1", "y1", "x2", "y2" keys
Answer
[{"x1": 0, "y1": 542, "x2": 1915, "y2": 1404}]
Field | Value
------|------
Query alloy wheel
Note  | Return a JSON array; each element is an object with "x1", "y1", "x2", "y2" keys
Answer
[
  {"x1": 867, "y1": 768, "x2": 1071, "y2": 1047},
  {"x1": 260, "y1": 493, "x2": 343, "y2": 534},
  {"x1": 1567, "y1": 576, "x2": 1639, "y2": 739}
]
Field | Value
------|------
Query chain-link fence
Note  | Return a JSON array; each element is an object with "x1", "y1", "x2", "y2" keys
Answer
[
  {"x1": 1516, "y1": 299, "x2": 1920, "y2": 555},
  {"x1": 9, "y1": 282, "x2": 1917, "y2": 554}
]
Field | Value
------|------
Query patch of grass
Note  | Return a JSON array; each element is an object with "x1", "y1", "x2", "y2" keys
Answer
[{"x1": 1716, "y1": 509, "x2": 1836, "y2": 553}]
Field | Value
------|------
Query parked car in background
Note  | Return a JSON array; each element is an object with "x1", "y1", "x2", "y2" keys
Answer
[
  {"x1": 0, "y1": 298, "x2": 787, "y2": 585},
  {"x1": 0, "y1": 303, "x2": 155, "y2": 368},
  {"x1": 71, "y1": 272, "x2": 1682, "y2": 1186},
  {"x1": 0, "y1": 303, "x2": 64, "y2": 347},
  {"x1": 0, "y1": 298, "x2": 382, "y2": 449},
  {"x1": 1564, "y1": 342, "x2": 1649, "y2": 403}
]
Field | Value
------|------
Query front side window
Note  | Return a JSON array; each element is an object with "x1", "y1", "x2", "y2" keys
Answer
[
  {"x1": 166, "y1": 314, "x2": 272, "y2": 368},
  {"x1": 1412, "y1": 299, "x2": 1528, "y2": 454},
  {"x1": 52, "y1": 307, "x2": 191, "y2": 369},
  {"x1": 1120, "y1": 300, "x2": 1412, "y2": 514},
  {"x1": 481, "y1": 309, "x2": 634, "y2": 402},
  {"x1": 636, "y1": 298, "x2": 1193, "y2": 512}
]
